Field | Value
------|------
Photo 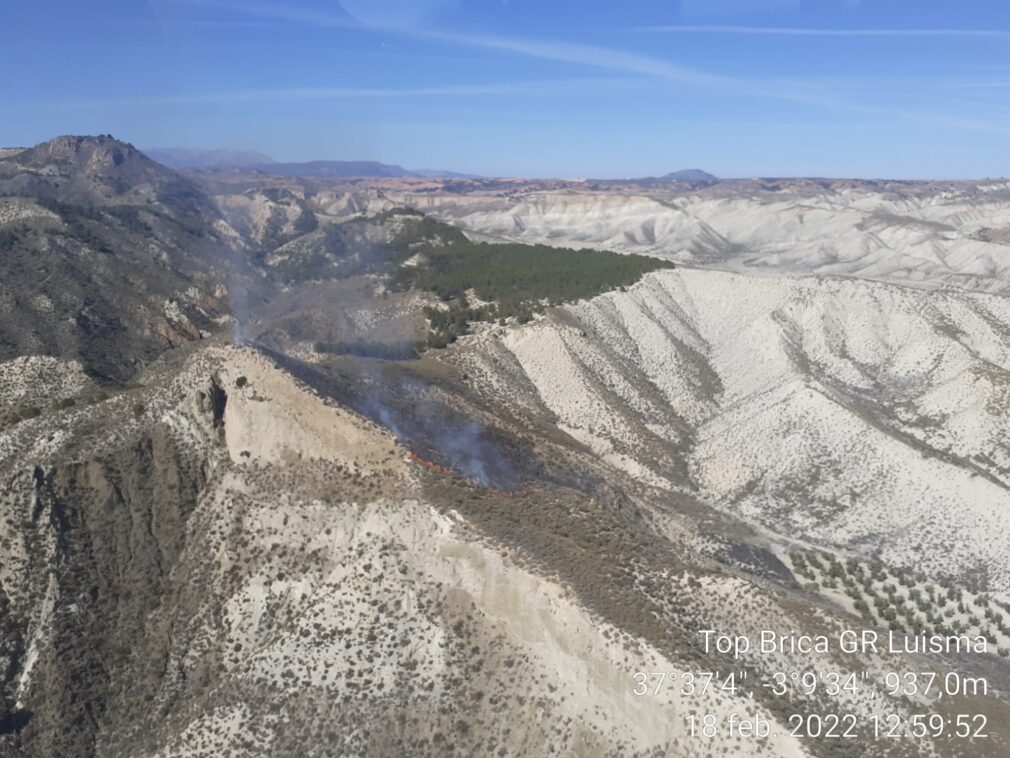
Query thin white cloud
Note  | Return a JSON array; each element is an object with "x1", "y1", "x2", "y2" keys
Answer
[
  {"x1": 22, "y1": 78, "x2": 643, "y2": 109},
  {"x1": 639, "y1": 25, "x2": 1010, "y2": 39},
  {"x1": 176, "y1": 0, "x2": 731, "y2": 87},
  {"x1": 419, "y1": 30, "x2": 733, "y2": 88},
  {"x1": 174, "y1": 0, "x2": 359, "y2": 29},
  {"x1": 680, "y1": 0, "x2": 800, "y2": 16},
  {"x1": 167, "y1": 0, "x2": 1010, "y2": 136}
]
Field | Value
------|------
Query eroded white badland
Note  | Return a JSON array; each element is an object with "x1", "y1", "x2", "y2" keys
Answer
[
  {"x1": 414, "y1": 181, "x2": 1010, "y2": 592},
  {"x1": 459, "y1": 267, "x2": 1010, "y2": 588},
  {"x1": 407, "y1": 183, "x2": 1010, "y2": 292}
]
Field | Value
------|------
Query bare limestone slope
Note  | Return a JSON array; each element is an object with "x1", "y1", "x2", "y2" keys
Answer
[
  {"x1": 453, "y1": 267, "x2": 1010, "y2": 593},
  {"x1": 2, "y1": 345, "x2": 825, "y2": 757}
]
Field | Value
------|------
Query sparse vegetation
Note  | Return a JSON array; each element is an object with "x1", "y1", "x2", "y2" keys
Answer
[
  {"x1": 313, "y1": 339, "x2": 420, "y2": 360},
  {"x1": 0, "y1": 227, "x2": 21, "y2": 251},
  {"x1": 787, "y1": 549, "x2": 1010, "y2": 652}
]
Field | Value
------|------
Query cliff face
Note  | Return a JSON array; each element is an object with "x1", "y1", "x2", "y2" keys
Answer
[
  {"x1": 0, "y1": 348, "x2": 397, "y2": 754},
  {"x1": 0, "y1": 372, "x2": 219, "y2": 756}
]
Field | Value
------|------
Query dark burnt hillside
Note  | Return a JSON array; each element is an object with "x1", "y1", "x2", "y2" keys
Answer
[{"x1": 0, "y1": 136, "x2": 245, "y2": 381}]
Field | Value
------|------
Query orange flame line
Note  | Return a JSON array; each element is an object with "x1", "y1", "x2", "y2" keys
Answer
[{"x1": 407, "y1": 451, "x2": 526, "y2": 498}]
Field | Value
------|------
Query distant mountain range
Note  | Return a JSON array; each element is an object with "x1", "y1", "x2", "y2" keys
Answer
[
  {"x1": 143, "y1": 146, "x2": 718, "y2": 183},
  {"x1": 605, "y1": 168, "x2": 719, "y2": 184},
  {"x1": 144, "y1": 146, "x2": 479, "y2": 179},
  {"x1": 248, "y1": 160, "x2": 479, "y2": 180},
  {"x1": 656, "y1": 169, "x2": 718, "y2": 183},
  {"x1": 144, "y1": 147, "x2": 277, "y2": 170}
]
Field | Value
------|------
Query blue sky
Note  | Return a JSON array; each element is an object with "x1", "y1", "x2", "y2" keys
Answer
[{"x1": 5, "y1": 0, "x2": 1010, "y2": 177}]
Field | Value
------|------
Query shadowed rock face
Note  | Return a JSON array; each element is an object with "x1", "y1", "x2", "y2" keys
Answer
[
  {"x1": 0, "y1": 136, "x2": 191, "y2": 208},
  {"x1": 12, "y1": 135, "x2": 151, "y2": 174},
  {"x1": 2, "y1": 421, "x2": 212, "y2": 756},
  {"x1": 0, "y1": 136, "x2": 245, "y2": 381}
]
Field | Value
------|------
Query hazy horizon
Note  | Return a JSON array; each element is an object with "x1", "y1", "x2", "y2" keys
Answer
[{"x1": 6, "y1": 0, "x2": 1010, "y2": 178}]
